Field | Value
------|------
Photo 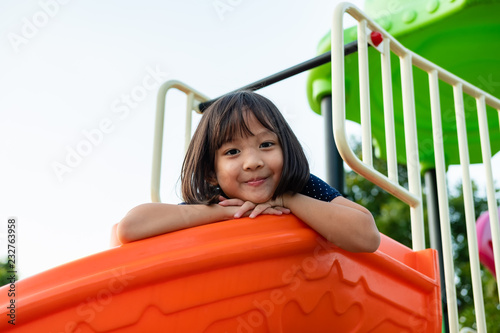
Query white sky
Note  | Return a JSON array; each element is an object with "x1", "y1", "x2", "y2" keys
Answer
[{"x1": 0, "y1": 0, "x2": 498, "y2": 279}]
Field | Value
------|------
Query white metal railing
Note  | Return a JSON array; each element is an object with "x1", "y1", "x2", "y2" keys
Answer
[
  {"x1": 331, "y1": 2, "x2": 500, "y2": 332},
  {"x1": 151, "y1": 80, "x2": 209, "y2": 203}
]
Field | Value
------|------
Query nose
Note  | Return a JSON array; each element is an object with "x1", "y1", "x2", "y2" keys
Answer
[{"x1": 243, "y1": 149, "x2": 264, "y2": 170}]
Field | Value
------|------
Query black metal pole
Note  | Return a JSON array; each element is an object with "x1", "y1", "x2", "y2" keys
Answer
[
  {"x1": 321, "y1": 95, "x2": 344, "y2": 193},
  {"x1": 198, "y1": 40, "x2": 360, "y2": 112},
  {"x1": 424, "y1": 168, "x2": 449, "y2": 333}
]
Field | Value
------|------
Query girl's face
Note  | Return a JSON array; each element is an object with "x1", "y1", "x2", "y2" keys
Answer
[{"x1": 214, "y1": 113, "x2": 283, "y2": 203}]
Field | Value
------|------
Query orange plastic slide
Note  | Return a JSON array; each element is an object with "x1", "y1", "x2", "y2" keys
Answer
[{"x1": 0, "y1": 215, "x2": 441, "y2": 332}]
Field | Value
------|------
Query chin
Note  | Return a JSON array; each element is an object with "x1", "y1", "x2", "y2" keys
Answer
[{"x1": 249, "y1": 195, "x2": 273, "y2": 204}]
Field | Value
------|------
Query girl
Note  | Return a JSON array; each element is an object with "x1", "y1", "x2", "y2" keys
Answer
[{"x1": 117, "y1": 91, "x2": 380, "y2": 252}]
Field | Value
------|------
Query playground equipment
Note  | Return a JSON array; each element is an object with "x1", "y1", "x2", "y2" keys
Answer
[
  {"x1": 1, "y1": 1, "x2": 499, "y2": 332},
  {"x1": 0, "y1": 216, "x2": 441, "y2": 332}
]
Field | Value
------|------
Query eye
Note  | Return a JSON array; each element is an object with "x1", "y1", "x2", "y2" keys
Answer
[
  {"x1": 260, "y1": 141, "x2": 274, "y2": 149},
  {"x1": 224, "y1": 148, "x2": 240, "y2": 156}
]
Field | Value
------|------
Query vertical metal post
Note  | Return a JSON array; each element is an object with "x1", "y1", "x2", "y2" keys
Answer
[
  {"x1": 424, "y1": 169, "x2": 449, "y2": 333},
  {"x1": 454, "y1": 83, "x2": 487, "y2": 332},
  {"x1": 400, "y1": 53, "x2": 426, "y2": 251},
  {"x1": 321, "y1": 95, "x2": 345, "y2": 194},
  {"x1": 428, "y1": 69, "x2": 459, "y2": 332}
]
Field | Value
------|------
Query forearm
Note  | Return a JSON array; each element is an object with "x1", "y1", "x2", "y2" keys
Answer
[
  {"x1": 283, "y1": 194, "x2": 380, "y2": 252},
  {"x1": 117, "y1": 203, "x2": 233, "y2": 243}
]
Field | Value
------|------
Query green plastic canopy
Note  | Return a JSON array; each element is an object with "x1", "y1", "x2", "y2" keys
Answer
[{"x1": 307, "y1": 0, "x2": 500, "y2": 171}]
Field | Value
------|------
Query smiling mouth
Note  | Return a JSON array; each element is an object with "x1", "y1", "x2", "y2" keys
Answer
[{"x1": 246, "y1": 178, "x2": 267, "y2": 186}]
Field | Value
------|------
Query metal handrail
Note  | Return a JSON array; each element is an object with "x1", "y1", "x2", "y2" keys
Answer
[{"x1": 151, "y1": 80, "x2": 209, "y2": 203}]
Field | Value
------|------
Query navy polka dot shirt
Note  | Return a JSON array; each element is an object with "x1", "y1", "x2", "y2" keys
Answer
[{"x1": 299, "y1": 174, "x2": 342, "y2": 202}]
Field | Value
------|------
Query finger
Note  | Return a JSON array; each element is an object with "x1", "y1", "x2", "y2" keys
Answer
[
  {"x1": 234, "y1": 201, "x2": 256, "y2": 218},
  {"x1": 249, "y1": 204, "x2": 272, "y2": 218},
  {"x1": 219, "y1": 198, "x2": 245, "y2": 206},
  {"x1": 256, "y1": 206, "x2": 291, "y2": 217},
  {"x1": 261, "y1": 207, "x2": 284, "y2": 216},
  {"x1": 274, "y1": 207, "x2": 291, "y2": 214}
]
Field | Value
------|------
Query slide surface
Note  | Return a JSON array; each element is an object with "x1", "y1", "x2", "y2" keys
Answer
[{"x1": 0, "y1": 215, "x2": 442, "y2": 332}]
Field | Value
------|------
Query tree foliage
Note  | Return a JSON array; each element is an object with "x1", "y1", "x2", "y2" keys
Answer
[
  {"x1": 0, "y1": 258, "x2": 18, "y2": 287},
  {"x1": 344, "y1": 141, "x2": 499, "y2": 332}
]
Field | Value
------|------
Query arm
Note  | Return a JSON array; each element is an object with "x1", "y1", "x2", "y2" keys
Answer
[
  {"x1": 117, "y1": 203, "x2": 235, "y2": 244},
  {"x1": 282, "y1": 193, "x2": 380, "y2": 253},
  {"x1": 220, "y1": 194, "x2": 380, "y2": 253},
  {"x1": 117, "y1": 200, "x2": 289, "y2": 244}
]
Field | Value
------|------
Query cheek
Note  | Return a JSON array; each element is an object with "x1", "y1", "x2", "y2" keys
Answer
[
  {"x1": 272, "y1": 152, "x2": 284, "y2": 172},
  {"x1": 214, "y1": 160, "x2": 237, "y2": 183}
]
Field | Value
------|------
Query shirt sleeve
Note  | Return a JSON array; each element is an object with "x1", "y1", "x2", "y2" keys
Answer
[{"x1": 299, "y1": 174, "x2": 342, "y2": 202}]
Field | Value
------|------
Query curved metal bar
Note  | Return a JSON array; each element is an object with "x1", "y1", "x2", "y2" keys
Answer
[{"x1": 151, "y1": 80, "x2": 209, "y2": 203}]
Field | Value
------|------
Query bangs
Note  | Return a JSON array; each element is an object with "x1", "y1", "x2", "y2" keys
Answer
[{"x1": 210, "y1": 96, "x2": 280, "y2": 151}]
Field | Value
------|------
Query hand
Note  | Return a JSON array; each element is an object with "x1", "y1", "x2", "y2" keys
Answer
[{"x1": 218, "y1": 196, "x2": 290, "y2": 219}]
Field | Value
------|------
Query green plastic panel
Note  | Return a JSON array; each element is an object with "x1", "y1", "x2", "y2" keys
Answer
[{"x1": 307, "y1": 0, "x2": 500, "y2": 170}]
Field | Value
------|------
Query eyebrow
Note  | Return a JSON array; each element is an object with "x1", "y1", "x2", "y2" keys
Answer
[{"x1": 253, "y1": 127, "x2": 277, "y2": 137}]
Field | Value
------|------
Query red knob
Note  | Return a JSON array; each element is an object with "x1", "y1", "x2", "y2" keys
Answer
[{"x1": 370, "y1": 31, "x2": 383, "y2": 47}]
